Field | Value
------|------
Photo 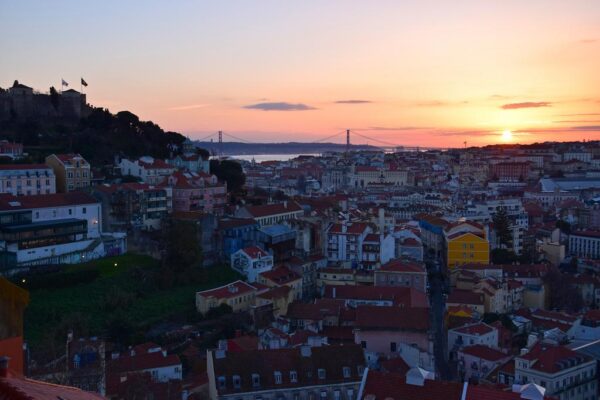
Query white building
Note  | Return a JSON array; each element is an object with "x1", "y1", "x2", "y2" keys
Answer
[
  {"x1": 569, "y1": 231, "x2": 600, "y2": 259},
  {"x1": 448, "y1": 322, "x2": 498, "y2": 356},
  {"x1": 0, "y1": 192, "x2": 126, "y2": 271},
  {"x1": 230, "y1": 246, "x2": 274, "y2": 283},
  {"x1": 0, "y1": 164, "x2": 56, "y2": 196},
  {"x1": 515, "y1": 343, "x2": 596, "y2": 400},
  {"x1": 326, "y1": 221, "x2": 372, "y2": 267},
  {"x1": 118, "y1": 156, "x2": 176, "y2": 185}
]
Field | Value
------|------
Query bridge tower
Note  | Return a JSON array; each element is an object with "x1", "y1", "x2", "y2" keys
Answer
[{"x1": 218, "y1": 130, "x2": 223, "y2": 157}]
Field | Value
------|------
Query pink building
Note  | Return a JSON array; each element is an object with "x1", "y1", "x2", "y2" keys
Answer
[
  {"x1": 354, "y1": 306, "x2": 431, "y2": 357},
  {"x1": 374, "y1": 259, "x2": 428, "y2": 292},
  {"x1": 166, "y1": 170, "x2": 227, "y2": 214}
]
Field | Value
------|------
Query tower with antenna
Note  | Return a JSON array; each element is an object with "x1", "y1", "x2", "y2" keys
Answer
[{"x1": 346, "y1": 129, "x2": 351, "y2": 154}]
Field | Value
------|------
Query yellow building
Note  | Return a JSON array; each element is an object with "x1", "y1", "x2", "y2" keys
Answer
[
  {"x1": 195, "y1": 280, "x2": 257, "y2": 315},
  {"x1": 316, "y1": 267, "x2": 356, "y2": 293},
  {"x1": 445, "y1": 222, "x2": 490, "y2": 269},
  {"x1": 45, "y1": 153, "x2": 91, "y2": 192}
]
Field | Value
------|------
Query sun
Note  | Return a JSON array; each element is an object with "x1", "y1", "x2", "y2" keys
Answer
[{"x1": 501, "y1": 129, "x2": 513, "y2": 142}]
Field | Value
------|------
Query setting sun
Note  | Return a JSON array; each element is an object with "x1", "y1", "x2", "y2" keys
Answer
[{"x1": 501, "y1": 129, "x2": 513, "y2": 142}]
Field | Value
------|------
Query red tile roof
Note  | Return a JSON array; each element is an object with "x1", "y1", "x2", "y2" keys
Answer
[
  {"x1": 241, "y1": 246, "x2": 269, "y2": 259},
  {"x1": 447, "y1": 289, "x2": 484, "y2": 306},
  {"x1": 108, "y1": 346, "x2": 181, "y2": 373},
  {"x1": 243, "y1": 201, "x2": 302, "y2": 218},
  {"x1": 379, "y1": 259, "x2": 426, "y2": 274},
  {"x1": 323, "y1": 285, "x2": 428, "y2": 308},
  {"x1": 362, "y1": 370, "x2": 463, "y2": 400},
  {"x1": 519, "y1": 343, "x2": 592, "y2": 373},
  {"x1": 460, "y1": 345, "x2": 510, "y2": 362},
  {"x1": 0, "y1": 375, "x2": 105, "y2": 400},
  {"x1": 453, "y1": 322, "x2": 495, "y2": 336},
  {"x1": 329, "y1": 222, "x2": 371, "y2": 235},
  {"x1": 0, "y1": 192, "x2": 98, "y2": 211},
  {"x1": 197, "y1": 280, "x2": 257, "y2": 300},
  {"x1": 259, "y1": 266, "x2": 301, "y2": 285},
  {"x1": 355, "y1": 306, "x2": 430, "y2": 331}
]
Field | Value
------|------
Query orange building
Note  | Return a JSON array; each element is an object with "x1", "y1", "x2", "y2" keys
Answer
[{"x1": 0, "y1": 277, "x2": 29, "y2": 376}]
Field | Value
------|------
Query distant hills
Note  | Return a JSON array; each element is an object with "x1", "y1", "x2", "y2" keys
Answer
[{"x1": 195, "y1": 141, "x2": 380, "y2": 156}]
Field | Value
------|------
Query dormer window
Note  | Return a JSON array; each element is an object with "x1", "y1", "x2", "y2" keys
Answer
[
  {"x1": 318, "y1": 369, "x2": 326, "y2": 380},
  {"x1": 252, "y1": 373, "x2": 260, "y2": 388},
  {"x1": 217, "y1": 376, "x2": 226, "y2": 389},
  {"x1": 343, "y1": 367, "x2": 351, "y2": 378},
  {"x1": 290, "y1": 370, "x2": 298, "y2": 383},
  {"x1": 274, "y1": 371, "x2": 282, "y2": 384},
  {"x1": 357, "y1": 366, "x2": 365, "y2": 376},
  {"x1": 233, "y1": 375, "x2": 241, "y2": 389}
]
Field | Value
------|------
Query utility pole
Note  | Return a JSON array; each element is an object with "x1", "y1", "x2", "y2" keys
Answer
[{"x1": 218, "y1": 130, "x2": 223, "y2": 157}]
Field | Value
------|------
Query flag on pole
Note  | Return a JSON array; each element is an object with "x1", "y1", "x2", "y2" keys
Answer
[
  {"x1": 61, "y1": 79, "x2": 69, "y2": 87},
  {"x1": 81, "y1": 78, "x2": 88, "y2": 87}
]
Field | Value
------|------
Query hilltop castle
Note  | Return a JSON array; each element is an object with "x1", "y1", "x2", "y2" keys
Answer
[{"x1": 0, "y1": 80, "x2": 91, "y2": 122}]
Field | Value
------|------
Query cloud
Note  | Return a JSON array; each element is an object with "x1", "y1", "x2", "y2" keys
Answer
[
  {"x1": 244, "y1": 102, "x2": 316, "y2": 111},
  {"x1": 168, "y1": 103, "x2": 210, "y2": 111},
  {"x1": 368, "y1": 126, "x2": 431, "y2": 131},
  {"x1": 553, "y1": 120, "x2": 600, "y2": 123},
  {"x1": 570, "y1": 125, "x2": 600, "y2": 131},
  {"x1": 557, "y1": 113, "x2": 600, "y2": 117},
  {"x1": 501, "y1": 102, "x2": 552, "y2": 110},
  {"x1": 579, "y1": 39, "x2": 597, "y2": 44},
  {"x1": 335, "y1": 99, "x2": 372, "y2": 104}
]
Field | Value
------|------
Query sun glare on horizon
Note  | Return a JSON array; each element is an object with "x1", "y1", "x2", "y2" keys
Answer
[{"x1": 501, "y1": 129, "x2": 513, "y2": 142}]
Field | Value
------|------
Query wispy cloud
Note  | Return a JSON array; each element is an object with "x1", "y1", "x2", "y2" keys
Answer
[
  {"x1": 335, "y1": 99, "x2": 372, "y2": 104},
  {"x1": 579, "y1": 39, "x2": 597, "y2": 44},
  {"x1": 501, "y1": 102, "x2": 552, "y2": 110},
  {"x1": 244, "y1": 102, "x2": 316, "y2": 111},
  {"x1": 557, "y1": 113, "x2": 600, "y2": 117},
  {"x1": 367, "y1": 126, "x2": 431, "y2": 131},
  {"x1": 168, "y1": 103, "x2": 210, "y2": 111},
  {"x1": 553, "y1": 120, "x2": 600, "y2": 124},
  {"x1": 570, "y1": 125, "x2": 600, "y2": 131}
]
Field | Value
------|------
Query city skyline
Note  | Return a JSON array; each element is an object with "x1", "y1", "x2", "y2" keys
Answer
[{"x1": 2, "y1": 1, "x2": 600, "y2": 146}]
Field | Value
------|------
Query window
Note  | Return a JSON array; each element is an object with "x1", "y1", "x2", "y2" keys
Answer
[
  {"x1": 290, "y1": 370, "x2": 298, "y2": 383},
  {"x1": 318, "y1": 369, "x2": 326, "y2": 380},
  {"x1": 233, "y1": 375, "x2": 241, "y2": 389},
  {"x1": 218, "y1": 376, "x2": 226, "y2": 389},
  {"x1": 357, "y1": 366, "x2": 365, "y2": 376},
  {"x1": 347, "y1": 389, "x2": 354, "y2": 400},
  {"x1": 361, "y1": 341, "x2": 367, "y2": 349},
  {"x1": 82, "y1": 207, "x2": 87, "y2": 214},
  {"x1": 252, "y1": 374, "x2": 260, "y2": 388},
  {"x1": 274, "y1": 371, "x2": 282, "y2": 384},
  {"x1": 390, "y1": 342, "x2": 397, "y2": 352},
  {"x1": 343, "y1": 367, "x2": 351, "y2": 378}
]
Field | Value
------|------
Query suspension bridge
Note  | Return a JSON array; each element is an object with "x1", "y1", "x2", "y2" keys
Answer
[{"x1": 193, "y1": 129, "x2": 454, "y2": 155}]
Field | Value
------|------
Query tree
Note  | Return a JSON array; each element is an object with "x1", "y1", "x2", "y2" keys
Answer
[
  {"x1": 544, "y1": 267, "x2": 584, "y2": 312},
  {"x1": 162, "y1": 218, "x2": 202, "y2": 274},
  {"x1": 491, "y1": 248, "x2": 518, "y2": 264},
  {"x1": 49, "y1": 86, "x2": 60, "y2": 110},
  {"x1": 492, "y1": 207, "x2": 512, "y2": 249},
  {"x1": 556, "y1": 220, "x2": 571, "y2": 235},
  {"x1": 210, "y1": 159, "x2": 246, "y2": 192}
]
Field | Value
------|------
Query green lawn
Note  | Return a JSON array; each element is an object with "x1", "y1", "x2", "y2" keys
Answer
[{"x1": 24, "y1": 253, "x2": 241, "y2": 352}]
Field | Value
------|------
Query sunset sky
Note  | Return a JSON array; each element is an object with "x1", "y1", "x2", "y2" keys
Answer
[{"x1": 1, "y1": 1, "x2": 600, "y2": 147}]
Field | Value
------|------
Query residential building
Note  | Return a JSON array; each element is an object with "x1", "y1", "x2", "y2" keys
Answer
[
  {"x1": 374, "y1": 259, "x2": 428, "y2": 292},
  {"x1": 569, "y1": 230, "x2": 600, "y2": 259},
  {"x1": 45, "y1": 153, "x2": 91, "y2": 192},
  {"x1": 166, "y1": 170, "x2": 227, "y2": 214},
  {"x1": 207, "y1": 345, "x2": 366, "y2": 400},
  {"x1": 360, "y1": 233, "x2": 395, "y2": 270},
  {"x1": 0, "y1": 277, "x2": 29, "y2": 376},
  {"x1": 0, "y1": 140, "x2": 23, "y2": 159},
  {"x1": 360, "y1": 369, "x2": 550, "y2": 400},
  {"x1": 326, "y1": 222, "x2": 373, "y2": 267},
  {"x1": 167, "y1": 153, "x2": 210, "y2": 173},
  {"x1": 354, "y1": 305, "x2": 431, "y2": 359},
  {"x1": 448, "y1": 322, "x2": 498, "y2": 357},
  {"x1": 217, "y1": 218, "x2": 259, "y2": 260},
  {"x1": 196, "y1": 280, "x2": 258, "y2": 314},
  {"x1": 258, "y1": 266, "x2": 303, "y2": 301},
  {"x1": 457, "y1": 345, "x2": 511, "y2": 381},
  {"x1": 317, "y1": 268, "x2": 356, "y2": 292},
  {"x1": 118, "y1": 156, "x2": 176, "y2": 185},
  {"x1": 93, "y1": 183, "x2": 172, "y2": 231},
  {"x1": 230, "y1": 246, "x2": 274, "y2": 283},
  {"x1": 324, "y1": 285, "x2": 429, "y2": 308},
  {"x1": 0, "y1": 164, "x2": 56, "y2": 196},
  {"x1": 235, "y1": 201, "x2": 304, "y2": 227},
  {"x1": 444, "y1": 221, "x2": 489, "y2": 269},
  {"x1": 515, "y1": 343, "x2": 597, "y2": 400},
  {"x1": 0, "y1": 192, "x2": 126, "y2": 271}
]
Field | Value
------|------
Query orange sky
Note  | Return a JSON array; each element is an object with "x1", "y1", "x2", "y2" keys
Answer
[{"x1": 1, "y1": 1, "x2": 599, "y2": 147}]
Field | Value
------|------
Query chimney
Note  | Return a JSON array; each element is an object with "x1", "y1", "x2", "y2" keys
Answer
[{"x1": 0, "y1": 356, "x2": 9, "y2": 378}]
